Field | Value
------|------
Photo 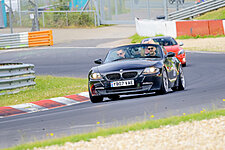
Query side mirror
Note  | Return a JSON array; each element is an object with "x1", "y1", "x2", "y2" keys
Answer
[
  {"x1": 179, "y1": 42, "x2": 184, "y2": 46},
  {"x1": 94, "y1": 59, "x2": 103, "y2": 64},
  {"x1": 167, "y1": 52, "x2": 176, "y2": 57}
]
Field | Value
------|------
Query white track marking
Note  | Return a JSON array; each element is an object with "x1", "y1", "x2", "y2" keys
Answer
[
  {"x1": 78, "y1": 92, "x2": 90, "y2": 98},
  {"x1": 50, "y1": 97, "x2": 80, "y2": 105},
  {"x1": 10, "y1": 103, "x2": 47, "y2": 113}
]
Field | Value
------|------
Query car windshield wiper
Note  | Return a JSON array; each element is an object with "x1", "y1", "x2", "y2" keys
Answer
[{"x1": 112, "y1": 58, "x2": 134, "y2": 62}]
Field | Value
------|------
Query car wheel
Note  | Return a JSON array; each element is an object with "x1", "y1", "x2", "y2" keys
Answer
[
  {"x1": 157, "y1": 69, "x2": 169, "y2": 94},
  {"x1": 108, "y1": 95, "x2": 120, "y2": 100},
  {"x1": 88, "y1": 86, "x2": 103, "y2": 103},
  {"x1": 177, "y1": 66, "x2": 185, "y2": 90},
  {"x1": 182, "y1": 63, "x2": 186, "y2": 67}
]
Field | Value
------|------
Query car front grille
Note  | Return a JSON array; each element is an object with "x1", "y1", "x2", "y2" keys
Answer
[
  {"x1": 122, "y1": 72, "x2": 138, "y2": 79},
  {"x1": 106, "y1": 72, "x2": 138, "y2": 80},
  {"x1": 106, "y1": 73, "x2": 121, "y2": 80}
]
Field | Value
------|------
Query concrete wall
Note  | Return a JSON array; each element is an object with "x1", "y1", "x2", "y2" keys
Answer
[{"x1": 136, "y1": 18, "x2": 225, "y2": 38}]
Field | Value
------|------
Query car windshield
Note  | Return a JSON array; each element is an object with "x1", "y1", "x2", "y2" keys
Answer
[
  {"x1": 104, "y1": 44, "x2": 163, "y2": 63},
  {"x1": 153, "y1": 38, "x2": 177, "y2": 46}
]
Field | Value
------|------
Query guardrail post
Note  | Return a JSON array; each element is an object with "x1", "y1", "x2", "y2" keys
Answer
[
  {"x1": 66, "y1": 12, "x2": 68, "y2": 26},
  {"x1": 42, "y1": 12, "x2": 45, "y2": 27},
  {"x1": 94, "y1": 0, "x2": 101, "y2": 26},
  {"x1": 164, "y1": 0, "x2": 168, "y2": 20}
]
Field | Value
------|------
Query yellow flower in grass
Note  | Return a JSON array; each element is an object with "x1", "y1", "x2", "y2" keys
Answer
[
  {"x1": 50, "y1": 133, "x2": 54, "y2": 136},
  {"x1": 97, "y1": 122, "x2": 100, "y2": 124},
  {"x1": 183, "y1": 113, "x2": 186, "y2": 116},
  {"x1": 201, "y1": 108, "x2": 206, "y2": 113},
  {"x1": 223, "y1": 99, "x2": 225, "y2": 102},
  {"x1": 150, "y1": 115, "x2": 154, "y2": 118}
]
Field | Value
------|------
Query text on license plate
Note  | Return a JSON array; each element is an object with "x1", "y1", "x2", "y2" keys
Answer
[{"x1": 111, "y1": 80, "x2": 134, "y2": 87}]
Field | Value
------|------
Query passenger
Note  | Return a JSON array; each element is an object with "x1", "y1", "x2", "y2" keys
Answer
[
  {"x1": 144, "y1": 46, "x2": 157, "y2": 57},
  {"x1": 142, "y1": 40, "x2": 158, "y2": 57},
  {"x1": 143, "y1": 40, "x2": 157, "y2": 44},
  {"x1": 164, "y1": 41, "x2": 169, "y2": 46}
]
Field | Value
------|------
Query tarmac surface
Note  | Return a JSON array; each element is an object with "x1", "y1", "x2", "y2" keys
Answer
[{"x1": 0, "y1": 25, "x2": 225, "y2": 149}]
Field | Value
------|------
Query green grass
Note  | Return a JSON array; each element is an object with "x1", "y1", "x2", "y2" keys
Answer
[
  {"x1": 0, "y1": 76, "x2": 88, "y2": 107},
  {"x1": 177, "y1": 34, "x2": 225, "y2": 39},
  {"x1": 6, "y1": 108, "x2": 225, "y2": 150},
  {"x1": 129, "y1": 33, "x2": 150, "y2": 43},
  {"x1": 194, "y1": 7, "x2": 225, "y2": 20},
  {"x1": 130, "y1": 33, "x2": 225, "y2": 41},
  {"x1": 129, "y1": 33, "x2": 164, "y2": 44}
]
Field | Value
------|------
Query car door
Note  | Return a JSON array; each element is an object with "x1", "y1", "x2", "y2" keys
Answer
[{"x1": 162, "y1": 47, "x2": 177, "y2": 85}]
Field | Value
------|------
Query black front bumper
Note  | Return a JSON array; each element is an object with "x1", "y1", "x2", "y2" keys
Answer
[{"x1": 89, "y1": 73, "x2": 162, "y2": 97}]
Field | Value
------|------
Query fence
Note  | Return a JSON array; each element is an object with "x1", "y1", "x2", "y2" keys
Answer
[
  {"x1": 97, "y1": 0, "x2": 196, "y2": 24},
  {"x1": 8, "y1": 0, "x2": 97, "y2": 28},
  {"x1": 6, "y1": 0, "x2": 196, "y2": 28},
  {"x1": 0, "y1": 63, "x2": 35, "y2": 95},
  {"x1": 13, "y1": 10, "x2": 97, "y2": 28},
  {"x1": 0, "y1": 30, "x2": 53, "y2": 49},
  {"x1": 168, "y1": 0, "x2": 225, "y2": 20}
]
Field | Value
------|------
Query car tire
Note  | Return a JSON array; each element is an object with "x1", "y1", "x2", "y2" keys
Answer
[
  {"x1": 88, "y1": 86, "x2": 103, "y2": 103},
  {"x1": 108, "y1": 95, "x2": 120, "y2": 100},
  {"x1": 182, "y1": 63, "x2": 186, "y2": 67},
  {"x1": 177, "y1": 66, "x2": 185, "y2": 91},
  {"x1": 156, "y1": 69, "x2": 169, "y2": 94}
]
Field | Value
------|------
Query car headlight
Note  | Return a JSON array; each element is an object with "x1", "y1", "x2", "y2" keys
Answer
[
  {"x1": 90, "y1": 73, "x2": 102, "y2": 79},
  {"x1": 143, "y1": 67, "x2": 160, "y2": 74},
  {"x1": 178, "y1": 49, "x2": 184, "y2": 55}
]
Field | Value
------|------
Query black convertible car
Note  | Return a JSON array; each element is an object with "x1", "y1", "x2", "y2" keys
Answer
[{"x1": 88, "y1": 44, "x2": 185, "y2": 103}]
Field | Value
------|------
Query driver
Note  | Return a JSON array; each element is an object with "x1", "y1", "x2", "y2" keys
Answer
[{"x1": 116, "y1": 49, "x2": 126, "y2": 58}]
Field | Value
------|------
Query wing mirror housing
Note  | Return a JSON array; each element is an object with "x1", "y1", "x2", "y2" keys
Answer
[
  {"x1": 167, "y1": 52, "x2": 176, "y2": 57},
  {"x1": 179, "y1": 42, "x2": 184, "y2": 46},
  {"x1": 94, "y1": 59, "x2": 103, "y2": 64}
]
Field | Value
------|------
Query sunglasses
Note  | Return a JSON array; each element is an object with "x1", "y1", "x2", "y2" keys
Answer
[{"x1": 148, "y1": 47, "x2": 155, "y2": 50}]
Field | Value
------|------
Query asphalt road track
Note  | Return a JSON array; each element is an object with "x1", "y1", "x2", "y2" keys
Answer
[{"x1": 0, "y1": 46, "x2": 225, "y2": 148}]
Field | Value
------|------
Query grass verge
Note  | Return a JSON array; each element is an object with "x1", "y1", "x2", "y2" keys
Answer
[
  {"x1": 129, "y1": 33, "x2": 150, "y2": 43},
  {"x1": 6, "y1": 108, "x2": 225, "y2": 150},
  {"x1": 0, "y1": 76, "x2": 88, "y2": 107},
  {"x1": 129, "y1": 33, "x2": 164, "y2": 44},
  {"x1": 194, "y1": 7, "x2": 225, "y2": 20},
  {"x1": 177, "y1": 34, "x2": 225, "y2": 39}
]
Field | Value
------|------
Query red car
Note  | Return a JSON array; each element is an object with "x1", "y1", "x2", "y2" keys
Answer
[{"x1": 141, "y1": 36, "x2": 186, "y2": 67}]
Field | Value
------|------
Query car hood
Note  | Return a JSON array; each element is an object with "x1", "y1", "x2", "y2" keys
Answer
[
  {"x1": 95, "y1": 59, "x2": 163, "y2": 73},
  {"x1": 164, "y1": 45, "x2": 182, "y2": 54}
]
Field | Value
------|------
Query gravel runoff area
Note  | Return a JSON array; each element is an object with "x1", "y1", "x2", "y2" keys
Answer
[
  {"x1": 176, "y1": 37, "x2": 225, "y2": 52},
  {"x1": 34, "y1": 116, "x2": 225, "y2": 150}
]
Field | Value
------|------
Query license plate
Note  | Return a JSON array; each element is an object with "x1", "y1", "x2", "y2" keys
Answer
[{"x1": 111, "y1": 80, "x2": 134, "y2": 87}]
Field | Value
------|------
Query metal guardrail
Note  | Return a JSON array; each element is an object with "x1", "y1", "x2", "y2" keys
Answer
[
  {"x1": 0, "y1": 63, "x2": 36, "y2": 95},
  {"x1": 168, "y1": 0, "x2": 225, "y2": 20},
  {"x1": 0, "y1": 32, "x2": 28, "y2": 49},
  {"x1": 28, "y1": 30, "x2": 53, "y2": 47},
  {"x1": 0, "y1": 30, "x2": 53, "y2": 49}
]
